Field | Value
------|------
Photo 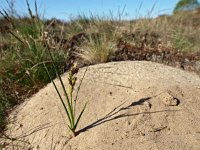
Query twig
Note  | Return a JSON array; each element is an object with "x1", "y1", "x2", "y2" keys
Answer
[
  {"x1": 26, "y1": 0, "x2": 34, "y2": 19},
  {"x1": 34, "y1": 0, "x2": 39, "y2": 19}
]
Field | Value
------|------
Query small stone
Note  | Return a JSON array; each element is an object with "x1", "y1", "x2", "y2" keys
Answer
[
  {"x1": 160, "y1": 92, "x2": 179, "y2": 106},
  {"x1": 127, "y1": 121, "x2": 131, "y2": 125}
]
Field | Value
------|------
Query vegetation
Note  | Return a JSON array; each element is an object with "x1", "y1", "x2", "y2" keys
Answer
[
  {"x1": 0, "y1": 0, "x2": 200, "y2": 139},
  {"x1": 44, "y1": 50, "x2": 87, "y2": 137},
  {"x1": 0, "y1": 2, "x2": 68, "y2": 130}
]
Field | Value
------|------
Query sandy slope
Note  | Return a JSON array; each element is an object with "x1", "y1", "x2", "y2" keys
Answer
[{"x1": 1, "y1": 61, "x2": 200, "y2": 150}]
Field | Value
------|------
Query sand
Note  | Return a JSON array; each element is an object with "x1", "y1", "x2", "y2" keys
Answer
[{"x1": 1, "y1": 61, "x2": 200, "y2": 150}]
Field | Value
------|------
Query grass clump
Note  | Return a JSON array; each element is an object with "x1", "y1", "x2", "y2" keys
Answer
[
  {"x1": 72, "y1": 14, "x2": 120, "y2": 64},
  {"x1": 0, "y1": 1, "x2": 68, "y2": 130},
  {"x1": 44, "y1": 48, "x2": 87, "y2": 137},
  {"x1": 77, "y1": 33, "x2": 116, "y2": 64}
]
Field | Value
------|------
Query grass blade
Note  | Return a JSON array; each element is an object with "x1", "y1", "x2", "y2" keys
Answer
[
  {"x1": 74, "y1": 102, "x2": 87, "y2": 130},
  {"x1": 46, "y1": 48, "x2": 74, "y2": 125},
  {"x1": 43, "y1": 63, "x2": 72, "y2": 126},
  {"x1": 73, "y1": 67, "x2": 88, "y2": 117}
]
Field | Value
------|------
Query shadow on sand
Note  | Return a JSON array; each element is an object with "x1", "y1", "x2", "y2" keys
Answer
[{"x1": 76, "y1": 97, "x2": 177, "y2": 135}]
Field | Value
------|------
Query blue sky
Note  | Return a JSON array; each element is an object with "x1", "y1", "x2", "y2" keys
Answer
[{"x1": 0, "y1": 0, "x2": 180, "y2": 20}]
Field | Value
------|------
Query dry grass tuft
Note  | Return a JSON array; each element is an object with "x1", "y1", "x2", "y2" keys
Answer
[{"x1": 77, "y1": 33, "x2": 116, "y2": 64}]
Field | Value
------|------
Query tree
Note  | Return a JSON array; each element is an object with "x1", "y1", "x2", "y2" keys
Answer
[{"x1": 173, "y1": 0, "x2": 200, "y2": 13}]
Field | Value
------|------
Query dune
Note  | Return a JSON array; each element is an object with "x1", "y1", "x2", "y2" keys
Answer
[{"x1": 1, "y1": 61, "x2": 200, "y2": 150}]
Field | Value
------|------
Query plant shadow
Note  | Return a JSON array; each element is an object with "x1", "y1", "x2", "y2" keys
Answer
[{"x1": 76, "y1": 97, "x2": 177, "y2": 135}]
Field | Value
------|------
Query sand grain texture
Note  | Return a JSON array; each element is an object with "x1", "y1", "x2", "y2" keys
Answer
[{"x1": 1, "y1": 61, "x2": 200, "y2": 150}]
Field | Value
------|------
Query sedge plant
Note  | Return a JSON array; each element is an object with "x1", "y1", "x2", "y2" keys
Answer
[{"x1": 43, "y1": 48, "x2": 87, "y2": 137}]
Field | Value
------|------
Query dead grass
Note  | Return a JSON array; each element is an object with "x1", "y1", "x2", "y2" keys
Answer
[
  {"x1": 126, "y1": 11, "x2": 200, "y2": 52},
  {"x1": 76, "y1": 32, "x2": 116, "y2": 64}
]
